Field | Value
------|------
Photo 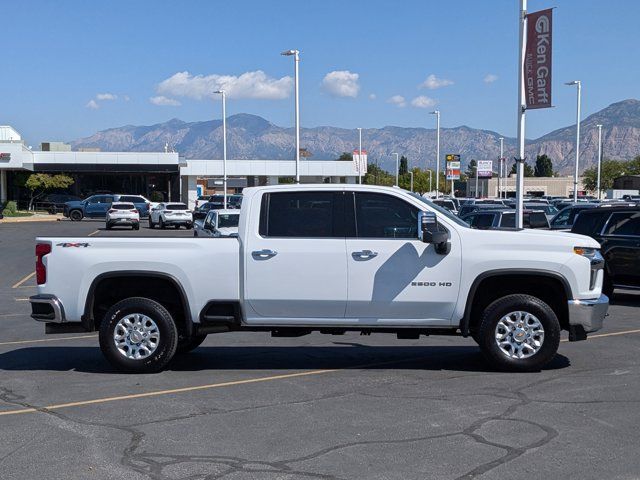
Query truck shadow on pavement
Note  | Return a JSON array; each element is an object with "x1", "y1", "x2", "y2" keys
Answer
[{"x1": 0, "y1": 345, "x2": 570, "y2": 374}]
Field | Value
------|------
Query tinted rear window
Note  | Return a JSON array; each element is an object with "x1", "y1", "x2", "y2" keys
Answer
[
  {"x1": 604, "y1": 212, "x2": 640, "y2": 236},
  {"x1": 119, "y1": 196, "x2": 146, "y2": 203},
  {"x1": 218, "y1": 214, "x2": 240, "y2": 228},
  {"x1": 571, "y1": 211, "x2": 611, "y2": 235},
  {"x1": 166, "y1": 204, "x2": 188, "y2": 210},
  {"x1": 112, "y1": 203, "x2": 135, "y2": 210}
]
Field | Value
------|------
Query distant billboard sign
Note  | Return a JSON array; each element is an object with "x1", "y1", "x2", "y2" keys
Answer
[
  {"x1": 352, "y1": 149, "x2": 368, "y2": 175},
  {"x1": 446, "y1": 154, "x2": 461, "y2": 180},
  {"x1": 477, "y1": 160, "x2": 493, "y2": 178}
]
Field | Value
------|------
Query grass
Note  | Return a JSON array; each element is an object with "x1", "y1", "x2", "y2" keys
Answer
[{"x1": 2, "y1": 211, "x2": 34, "y2": 218}]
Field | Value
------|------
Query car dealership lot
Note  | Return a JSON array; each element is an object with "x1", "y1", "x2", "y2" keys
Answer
[{"x1": 1, "y1": 221, "x2": 640, "y2": 479}]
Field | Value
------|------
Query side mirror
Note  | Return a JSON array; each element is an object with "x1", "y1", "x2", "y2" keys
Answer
[{"x1": 418, "y1": 211, "x2": 450, "y2": 255}]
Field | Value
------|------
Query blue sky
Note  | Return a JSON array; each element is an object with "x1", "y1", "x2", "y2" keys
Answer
[{"x1": 3, "y1": 0, "x2": 639, "y2": 145}]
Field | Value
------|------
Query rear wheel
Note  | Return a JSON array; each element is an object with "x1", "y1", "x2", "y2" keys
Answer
[
  {"x1": 99, "y1": 297, "x2": 178, "y2": 373},
  {"x1": 106, "y1": 222, "x2": 112, "y2": 230},
  {"x1": 477, "y1": 294, "x2": 560, "y2": 372},
  {"x1": 159, "y1": 217, "x2": 165, "y2": 229},
  {"x1": 175, "y1": 334, "x2": 207, "y2": 354},
  {"x1": 149, "y1": 217, "x2": 155, "y2": 229},
  {"x1": 69, "y1": 209, "x2": 83, "y2": 221},
  {"x1": 133, "y1": 224, "x2": 140, "y2": 230}
]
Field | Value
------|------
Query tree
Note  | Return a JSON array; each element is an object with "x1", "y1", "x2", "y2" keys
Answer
[
  {"x1": 465, "y1": 160, "x2": 477, "y2": 178},
  {"x1": 510, "y1": 161, "x2": 534, "y2": 177},
  {"x1": 399, "y1": 156, "x2": 409, "y2": 176},
  {"x1": 582, "y1": 158, "x2": 633, "y2": 193},
  {"x1": 534, "y1": 154, "x2": 554, "y2": 177},
  {"x1": 337, "y1": 152, "x2": 353, "y2": 161},
  {"x1": 363, "y1": 164, "x2": 395, "y2": 186},
  {"x1": 20, "y1": 173, "x2": 74, "y2": 210}
]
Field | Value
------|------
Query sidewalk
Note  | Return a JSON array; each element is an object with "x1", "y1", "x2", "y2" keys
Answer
[{"x1": 0, "y1": 213, "x2": 64, "y2": 223}]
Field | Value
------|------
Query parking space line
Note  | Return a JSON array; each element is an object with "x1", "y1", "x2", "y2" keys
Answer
[
  {"x1": 0, "y1": 334, "x2": 97, "y2": 347},
  {"x1": 87, "y1": 230, "x2": 100, "y2": 236},
  {"x1": 11, "y1": 272, "x2": 35, "y2": 289},
  {"x1": 14, "y1": 298, "x2": 29, "y2": 302},
  {"x1": 1, "y1": 328, "x2": 639, "y2": 417}
]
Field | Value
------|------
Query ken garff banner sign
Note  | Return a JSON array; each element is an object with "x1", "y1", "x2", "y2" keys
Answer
[{"x1": 525, "y1": 8, "x2": 553, "y2": 109}]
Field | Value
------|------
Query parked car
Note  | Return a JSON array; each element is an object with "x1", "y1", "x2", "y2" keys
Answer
[
  {"x1": 194, "y1": 209, "x2": 240, "y2": 237},
  {"x1": 31, "y1": 184, "x2": 608, "y2": 373},
  {"x1": 192, "y1": 201, "x2": 226, "y2": 220},
  {"x1": 149, "y1": 202, "x2": 193, "y2": 229},
  {"x1": 522, "y1": 202, "x2": 559, "y2": 222},
  {"x1": 457, "y1": 203, "x2": 510, "y2": 218},
  {"x1": 106, "y1": 202, "x2": 140, "y2": 230},
  {"x1": 462, "y1": 209, "x2": 549, "y2": 229},
  {"x1": 194, "y1": 195, "x2": 210, "y2": 209},
  {"x1": 36, "y1": 193, "x2": 82, "y2": 214},
  {"x1": 432, "y1": 199, "x2": 457, "y2": 215},
  {"x1": 549, "y1": 204, "x2": 598, "y2": 230},
  {"x1": 64, "y1": 194, "x2": 151, "y2": 221},
  {"x1": 571, "y1": 206, "x2": 640, "y2": 297}
]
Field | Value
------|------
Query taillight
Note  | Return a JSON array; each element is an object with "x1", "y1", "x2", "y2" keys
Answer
[
  {"x1": 36, "y1": 243, "x2": 51, "y2": 285},
  {"x1": 130, "y1": 209, "x2": 138, "y2": 213}
]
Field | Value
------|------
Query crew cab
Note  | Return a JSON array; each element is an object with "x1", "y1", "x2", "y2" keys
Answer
[
  {"x1": 30, "y1": 185, "x2": 609, "y2": 373},
  {"x1": 64, "y1": 194, "x2": 151, "y2": 221}
]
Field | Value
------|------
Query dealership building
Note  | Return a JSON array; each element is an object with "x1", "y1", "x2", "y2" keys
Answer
[{"x1": 0, "y1": 126, "x2": 359, "y2": 208}]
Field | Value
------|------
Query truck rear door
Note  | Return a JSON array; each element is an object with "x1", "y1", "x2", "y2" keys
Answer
[{"x1": 244, "y1": 191, "x2": 348, "y2": 321}]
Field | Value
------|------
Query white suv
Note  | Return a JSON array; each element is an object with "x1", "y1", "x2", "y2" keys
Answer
[
  {"x1": 149, "y1": 202, "x2": 193, "y2": 229},
  {"x1": 106, "y1": 202, "x2": 140, "y2": 230}
]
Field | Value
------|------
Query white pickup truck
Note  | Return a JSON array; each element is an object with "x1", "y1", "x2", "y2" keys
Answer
[{"x1": 30, "y1": 185, "x2": 609, "y2": 373}]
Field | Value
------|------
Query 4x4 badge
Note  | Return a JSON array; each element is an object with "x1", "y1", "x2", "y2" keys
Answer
[{"x1": 56, "y1": 242, "x2": 90, "y2": 248}]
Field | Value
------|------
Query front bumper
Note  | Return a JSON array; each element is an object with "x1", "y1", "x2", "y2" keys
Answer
[
  {"x1": 568, "y1": 294, "x2": 609, "y2": 334},
  {"x1": 30, "y1": 294, "x2": 66, "y2": 323}
]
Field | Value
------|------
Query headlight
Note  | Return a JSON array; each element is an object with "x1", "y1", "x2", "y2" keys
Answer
[{"x1": 574, "y1": 246, "x2": 599, "y2": 259}]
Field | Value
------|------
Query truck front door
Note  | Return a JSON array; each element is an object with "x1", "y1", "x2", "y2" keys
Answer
[
  {"x1": 344, "y1": 191, "x2": 461, "y2": 325},
  {"x1": 244, "y1": 191, "x2": 348, "y2": 322}
]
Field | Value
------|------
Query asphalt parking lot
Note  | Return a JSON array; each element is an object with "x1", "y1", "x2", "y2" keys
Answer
[{"x1": 1, "y1": 219, "x2": 640, "y2": 480}]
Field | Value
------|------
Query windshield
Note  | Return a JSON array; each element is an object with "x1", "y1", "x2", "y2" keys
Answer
[
  {"x1": 408, "y1": 192, "x2": 469, "y2": 227},
  {"x1": 218, "y1": 214, "x2": 240, "y2": 228},
  {"x1": 166, "y1": 204, "x2": 188, "y2": 210}
]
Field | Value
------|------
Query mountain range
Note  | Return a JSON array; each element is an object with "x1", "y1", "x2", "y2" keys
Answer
[{"x1": 72, "y1": 99, "x2": 640, "y2": 174}]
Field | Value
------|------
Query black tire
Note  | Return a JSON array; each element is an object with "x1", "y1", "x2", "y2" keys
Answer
[
  {"x1": 99, "y1": 297, "x2": 178, "y2": 373},
  {"x1": 106, "y1": 222, "x2": 112, "y2": 230},
  {"x1": 159, "y1": 217, "x2": 165, "y2": 229},
  {"x1": 186, "y1": 223, "x2": 193, "y2": 230},
  {"x1": 477, "y1": 294, "x2": 560, "y2": 372},
  {"x1": 133, "y1": 224, "x2": 140, "y2": 230},
  {"x1": 175, "y1": 334, "x2": 207, "y2": 354},
  {"x1": 149, "y1": 217, "x2": 155, "y2": 229},
  {"x1": 69, "y1": 209, "x2": 83, "y2": 221}
]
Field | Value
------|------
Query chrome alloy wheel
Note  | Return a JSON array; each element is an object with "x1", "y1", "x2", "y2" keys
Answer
[
  {"x1": 113, "y1": 313, "x2": 160, "y2": 360},
  {"x1": 494, "y1": 311, "x2": 545, "y2": 359}
]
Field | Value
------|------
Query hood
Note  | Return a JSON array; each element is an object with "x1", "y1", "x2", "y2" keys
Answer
[{"x1": 466, "y1": 227, "x2": 601, "y2": 250}]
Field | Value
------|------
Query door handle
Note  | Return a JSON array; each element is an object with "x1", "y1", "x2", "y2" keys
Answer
[
  {"x1": 252, "y1": 249, "x2": 278, "y2": 260},
  {"x1": 352, "y1": 250, "x2": 378, "y2": 260}
]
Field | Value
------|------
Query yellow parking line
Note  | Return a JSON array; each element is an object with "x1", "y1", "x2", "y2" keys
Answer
[
  {"x1": 0, "y1": 334, "x2": 97, "y2": 347},
  {"x1": 11, "y1": 272, "x2": 35, "y2": 289},
  {"x1": 87, "y1": 230, "x2": 100, "y2": 237},
  {"x1": 1, "y1": 328, "x2": 639, "y2": 417}
]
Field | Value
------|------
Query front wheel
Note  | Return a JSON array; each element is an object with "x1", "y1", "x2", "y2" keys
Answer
[
  {"x1": 69, "y1": 209, "x2": 83, "y2": 221},
  {"x1": 99, "y1": 297, "x2": 178, "y2": 373},
  {"x1": 477, "y1": 294, "x2": 560, "y2": 372},
  {"x1": 149, "y1": 217, "x2": 155, "y2": 229},
  {"x1": 159, "y1": 217, "x2": 165, "y2": 229}
]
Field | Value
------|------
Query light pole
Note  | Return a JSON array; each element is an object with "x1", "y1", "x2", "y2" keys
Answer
[
  {"x1": 214, "y1": 89, "x2": 227, "y2": 207},
  {"x1": 596, "y1": 124, "x2": 603, "y2": 200},
  {"x1": 409, "y1": 170, "x2": 414, "y2": 192},
  {"x1": 357, "y1": 127, "x2": 363, "y2": 184},
  {"x1": 428, "y1": 169, "x2": 432, "y2": 193},
  {"x1": 430, "y1": 110, "x2": 440, "y2": 198},
  {"x1": 281, "y1": 49, "x2": 300, "y2": 183},
  {"x1": 514, "y1": 0, "x2": 527, "y2": 228},
  {"x1": 393, "y1": 152, "x2": 399, "y2": 186},
  {"x1": 499, "y1": 137, "x2": 504, "y2": 199},
  {"x1": 565, "y1": 80, "x2": 582, "y2": 201}
]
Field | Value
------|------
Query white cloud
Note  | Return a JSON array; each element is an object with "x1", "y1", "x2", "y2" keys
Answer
[
  {"x1": 484, "y1": 73, "x2": 499, "y2": 84},
  {"x1": 410, "y1": 95, "x2": 437, "y2": 109},
  {"x1": 387, "y1": 95, "x2": 406, "y2": 108},
  {"x1": 123, "y1": 95, "x2": 131, "y2": 101},
  {"x1": 368, "y1": 93, "x2": 377, "y2": 100},
  {"x1": 321, "y1": 70, "x2": 360, "y2": 98},
  {"x1": 85, "y1": 99, "x2": 99, "y2": 109},
  {"x1": 96, "y1": 93, "x2": 117, "y2": 101},
  {"x1": 419, "y1": 74, "x2": 454, "y2": 90},
  {"x1": 157, "y1": 70, "x2": 292, "y2": 100},
  {"x1": 149, "y1": 96, "x2": 181, "y2": 106}
]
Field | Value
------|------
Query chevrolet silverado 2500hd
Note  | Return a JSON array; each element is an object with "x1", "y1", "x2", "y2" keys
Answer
[{"x1": 30, "y1": 185, "x2": 609, "y2": 372}]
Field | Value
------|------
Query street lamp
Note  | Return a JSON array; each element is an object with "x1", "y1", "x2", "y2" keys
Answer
[
  {"x1": 214, "y1": 90, "x2": 227, "y2": 208},
  {"x1": 409, "y1": 170, "x2": 414, "y2": 192},
  {"x1": 392, "y1": 153, "x2": 399, "y2": 187},
  {"x1": 565, "y1": 80, "x2": 582, "y2": 201},
  {"x1": 498, "y1": 137, "x2": 504, "y2": 199},
  {"x1": 596, "y1": 124, "x2": 603, "y2": 199},
  {"x1": 281, "y1": 49, "x2": 300, "y2": 183},
  {"x1": 357, "y1": 127, "x2": 363, "y2": 184},
  {"x1": 430, "y1": 110, "x2": 440, "y2": 198}
]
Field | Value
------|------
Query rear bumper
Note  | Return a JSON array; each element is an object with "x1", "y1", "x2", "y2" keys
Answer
[
  {"x1": 30, "y1": 294, "x2": 66, "y2": 323},
  {"x1": 568, "y1": 294, "x2": 609, "y2": 333}
]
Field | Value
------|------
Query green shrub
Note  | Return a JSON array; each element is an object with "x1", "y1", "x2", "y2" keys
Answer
[
  {"x1": 4, "y1": 201, "x2": 18, "y2": 215},
  {"x1": 149, "y1": 191, "x2": 165, "y2": 202}
]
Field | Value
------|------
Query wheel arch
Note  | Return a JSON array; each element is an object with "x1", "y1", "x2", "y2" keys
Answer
[
  {"x1": 82, "y1": 271, "x2": 193, "y2": 337},
  {"x1": 460, "y1": 269, "x2": 572, "y2": 337}
]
